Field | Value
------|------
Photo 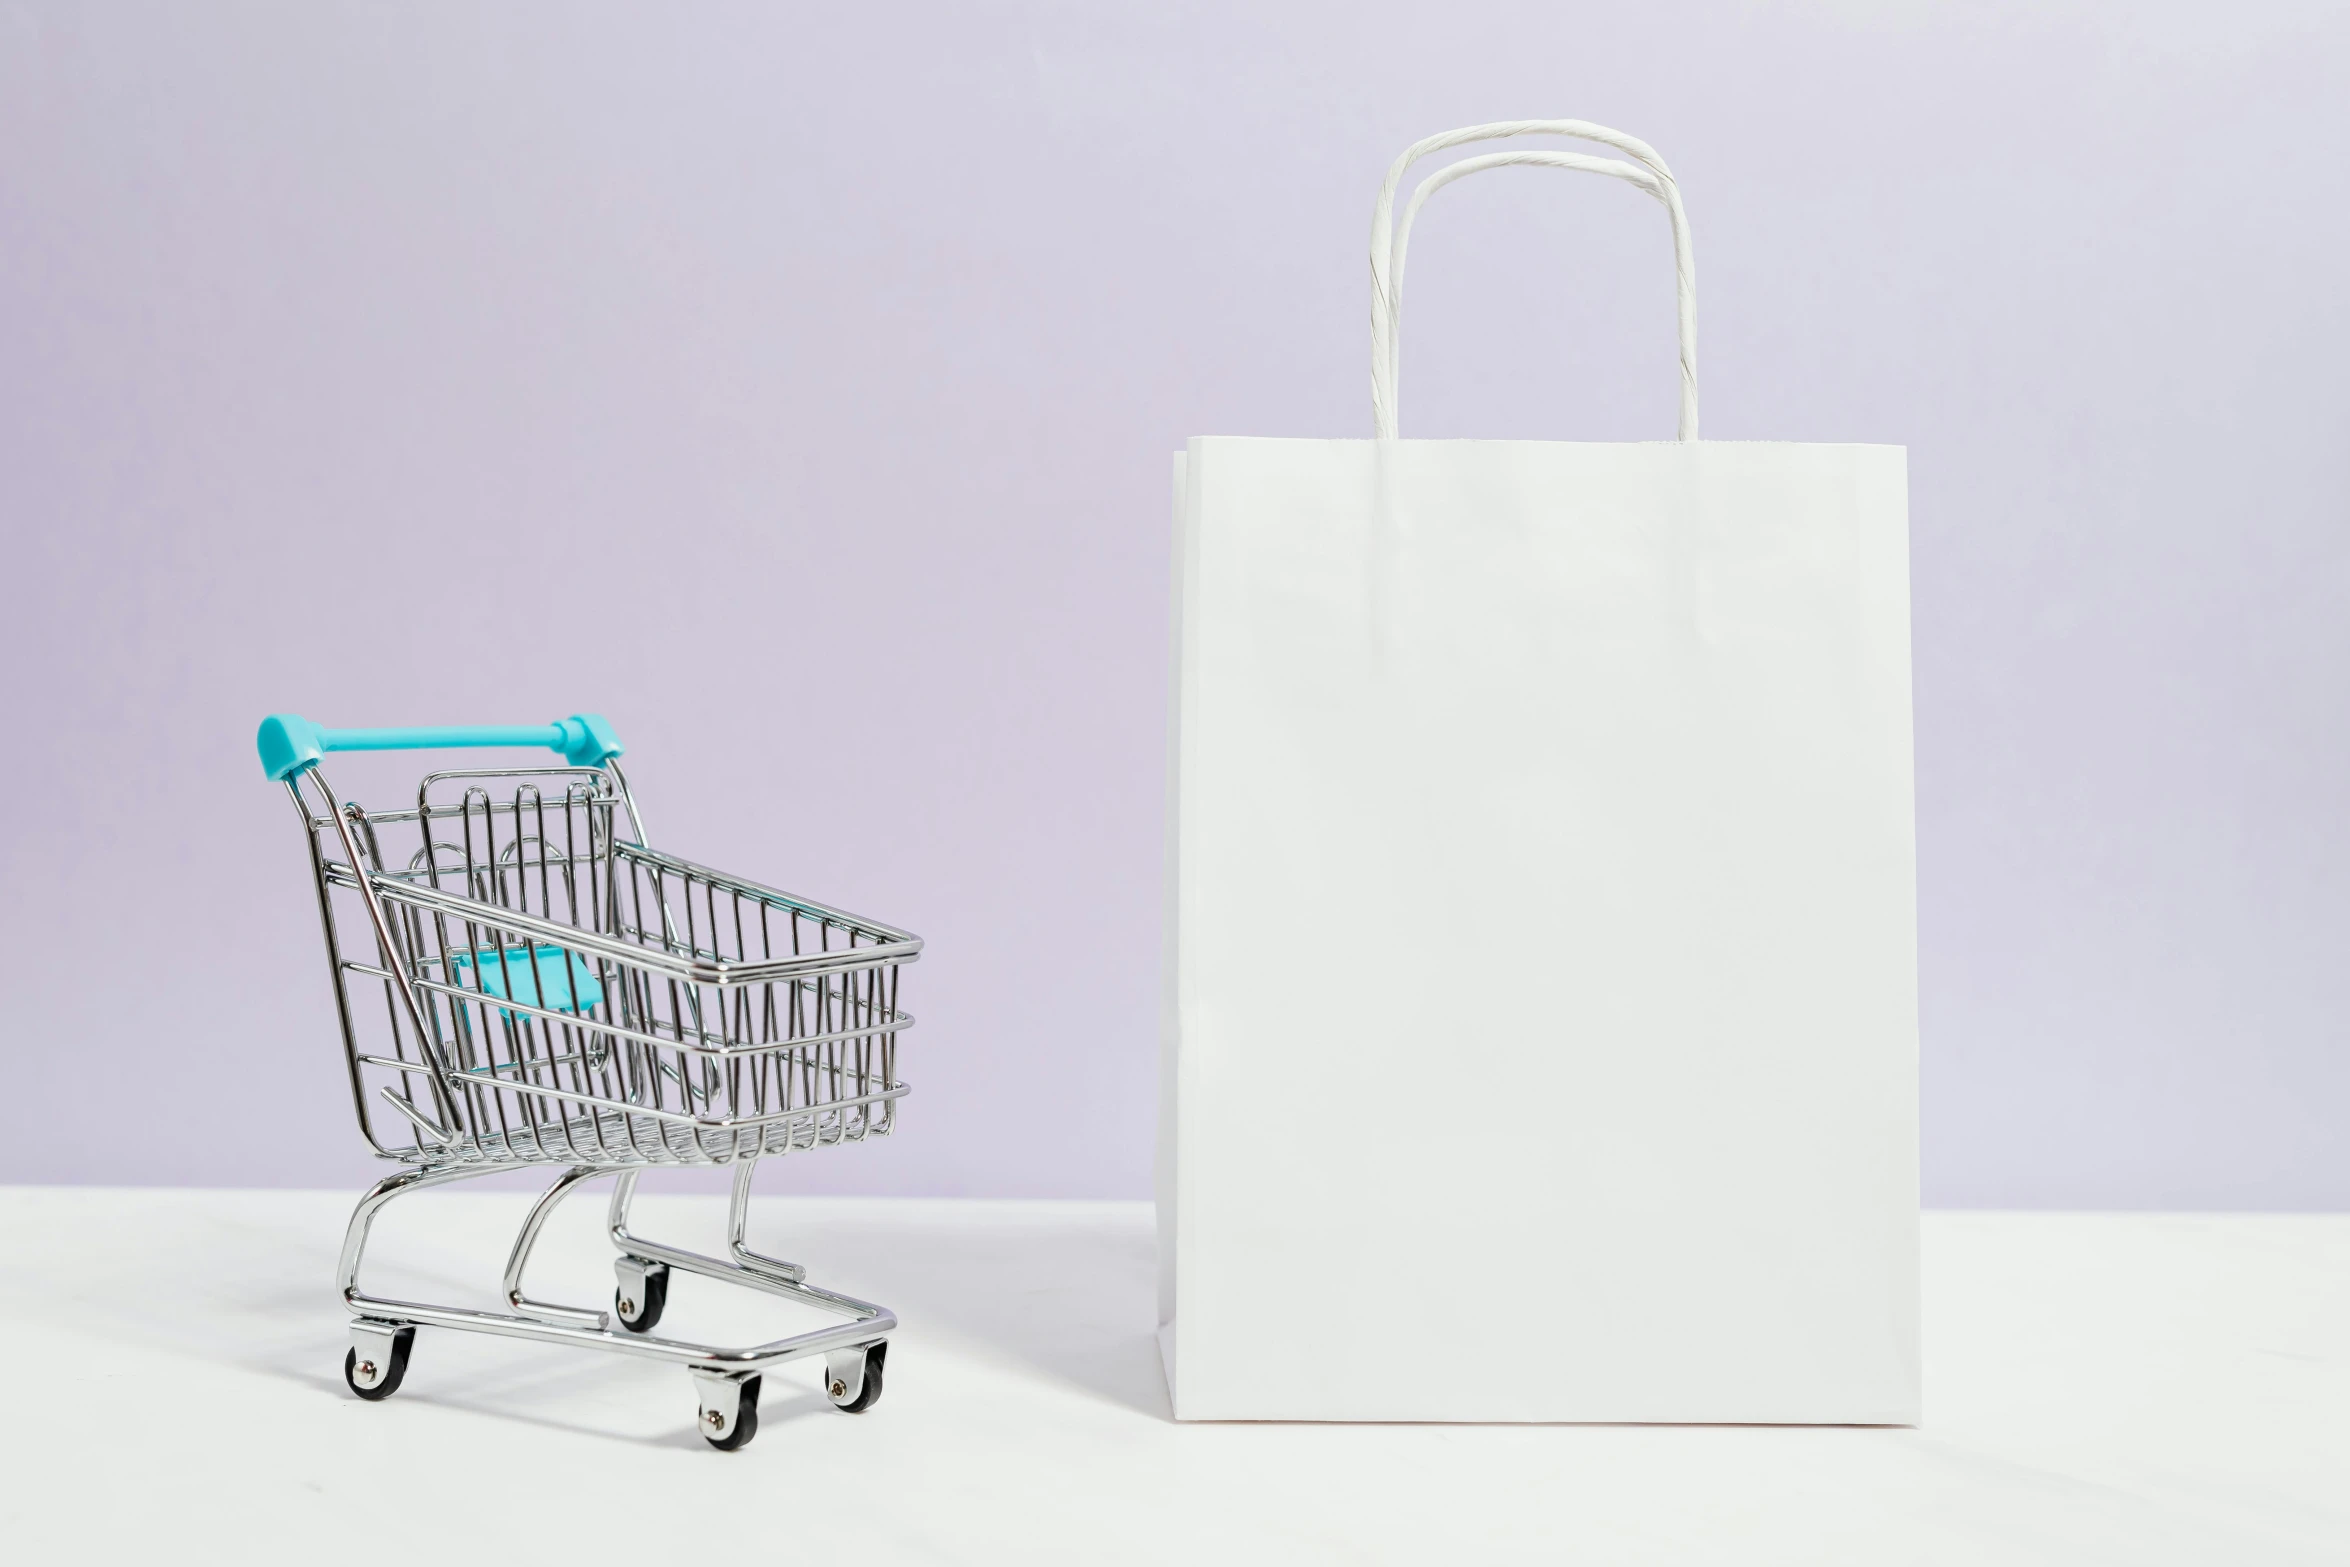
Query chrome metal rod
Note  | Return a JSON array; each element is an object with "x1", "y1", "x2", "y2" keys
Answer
[
  {"x1": 328, "y1": 867, "x2": 917, "y2": 987},
  {"x1": 308, "y1": 765, "x2": 464, "y2": 1131},
  {"x1": 501, "y1": 1166, "x2": 609, "y2": 1328},
  {"x1": 608, "y1": 1170, "x2": 884, "y2": 1311},
  {"x1": 342, "y1": 1162, "x2": 892, "y2": 1374},
  {"x1": 340, "y1": 1288, "x2": 891, "y2": 1373},
  {"x1": 347, "y1": 1058, "x2": 908, "y2": 1132},
  {"x1": 337, "y1": 1163, "x2": 500, "y2": 1300},
  {"x1": 337, "y1": 960, "x2": 916, "y2": 1059},
  {"x1": 725, "y1": 1159, "x2": 807, "y2": 1284}
]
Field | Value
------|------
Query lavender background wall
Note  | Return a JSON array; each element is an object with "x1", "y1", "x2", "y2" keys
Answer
[{"x1": 3, "y1": 1, "x2": 2345, "y2": 1205}]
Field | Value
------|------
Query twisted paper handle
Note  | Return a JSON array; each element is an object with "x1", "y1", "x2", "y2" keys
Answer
[{"x1": 1370, "y1": 121, "x2": 1697, "y2": 441}]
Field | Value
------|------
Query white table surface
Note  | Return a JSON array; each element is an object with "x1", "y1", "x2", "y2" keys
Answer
[{"x1": 0, "y1": 1186, "x2": 2342, "y2": 1564}]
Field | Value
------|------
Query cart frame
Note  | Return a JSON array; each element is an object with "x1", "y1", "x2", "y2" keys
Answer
[{"x1": 262, "y1": 713, "x2": 920, "y2": 1448}]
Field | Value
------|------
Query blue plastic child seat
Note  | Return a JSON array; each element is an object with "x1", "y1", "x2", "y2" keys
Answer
[{"x1": 449, "y1": 945, "x2": 606, "y2": 1019}]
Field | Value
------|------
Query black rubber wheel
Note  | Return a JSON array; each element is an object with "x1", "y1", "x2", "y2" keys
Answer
[
  {"x1": 703, "y1": 1374, "x2": 761, "y2": 1451},
  {"x1": 343, "y1": 1327, "x2": 414, "y2": 1402},
  {"x1": 616, "y1": 1265, "x2": 669, "y2": 1334},
  {"x1": 831, "y1": 1342, "x2": 886, "y2": 1414}
]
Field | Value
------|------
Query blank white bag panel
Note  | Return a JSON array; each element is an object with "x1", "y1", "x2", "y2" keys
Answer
[{"x1": 1157, "y1": 122, "x2": 1920, "y2": 1424}]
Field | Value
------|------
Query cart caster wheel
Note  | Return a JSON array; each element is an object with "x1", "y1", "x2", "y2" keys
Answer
[
  {"x1": 344, "y1": 1325, "x2": 414, "y2": 1401},
  {"x1": 614, "y1": 1258, "x2": 669, "y2": 1334},
  {"x1": 826, "y1": 1342, "x2": 887, "y2": 1413},
  {"x1": 695, "y1": 1373, "x2": 761, "y2": 1451}
]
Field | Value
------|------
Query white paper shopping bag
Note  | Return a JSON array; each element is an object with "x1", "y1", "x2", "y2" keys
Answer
[{"x1": 1158, "y1": 122, "x2": 1919, "y2": 1423}]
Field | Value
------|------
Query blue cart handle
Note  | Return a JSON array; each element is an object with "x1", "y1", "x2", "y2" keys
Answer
[{"x1": 257, "y1": 713, "x2": 623, "y2": 781}]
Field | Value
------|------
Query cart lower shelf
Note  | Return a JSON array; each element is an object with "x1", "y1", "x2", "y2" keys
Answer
[{"x1": 339, "y1": 1157, "x2": 894, "y2": 1450}]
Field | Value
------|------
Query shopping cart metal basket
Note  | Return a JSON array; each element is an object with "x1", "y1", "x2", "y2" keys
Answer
[{"x1": 260, "y1": 712, "x2": 918, "y2": 1449}]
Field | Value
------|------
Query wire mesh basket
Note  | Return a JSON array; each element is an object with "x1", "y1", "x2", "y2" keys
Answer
[{"x1": 306, "y1": 764, "x2": 916, "y2": 1168}]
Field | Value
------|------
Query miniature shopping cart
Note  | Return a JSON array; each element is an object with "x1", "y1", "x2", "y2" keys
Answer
[{"x1": 260, "y1": 713, "x2": 918, "y2": 1450}]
